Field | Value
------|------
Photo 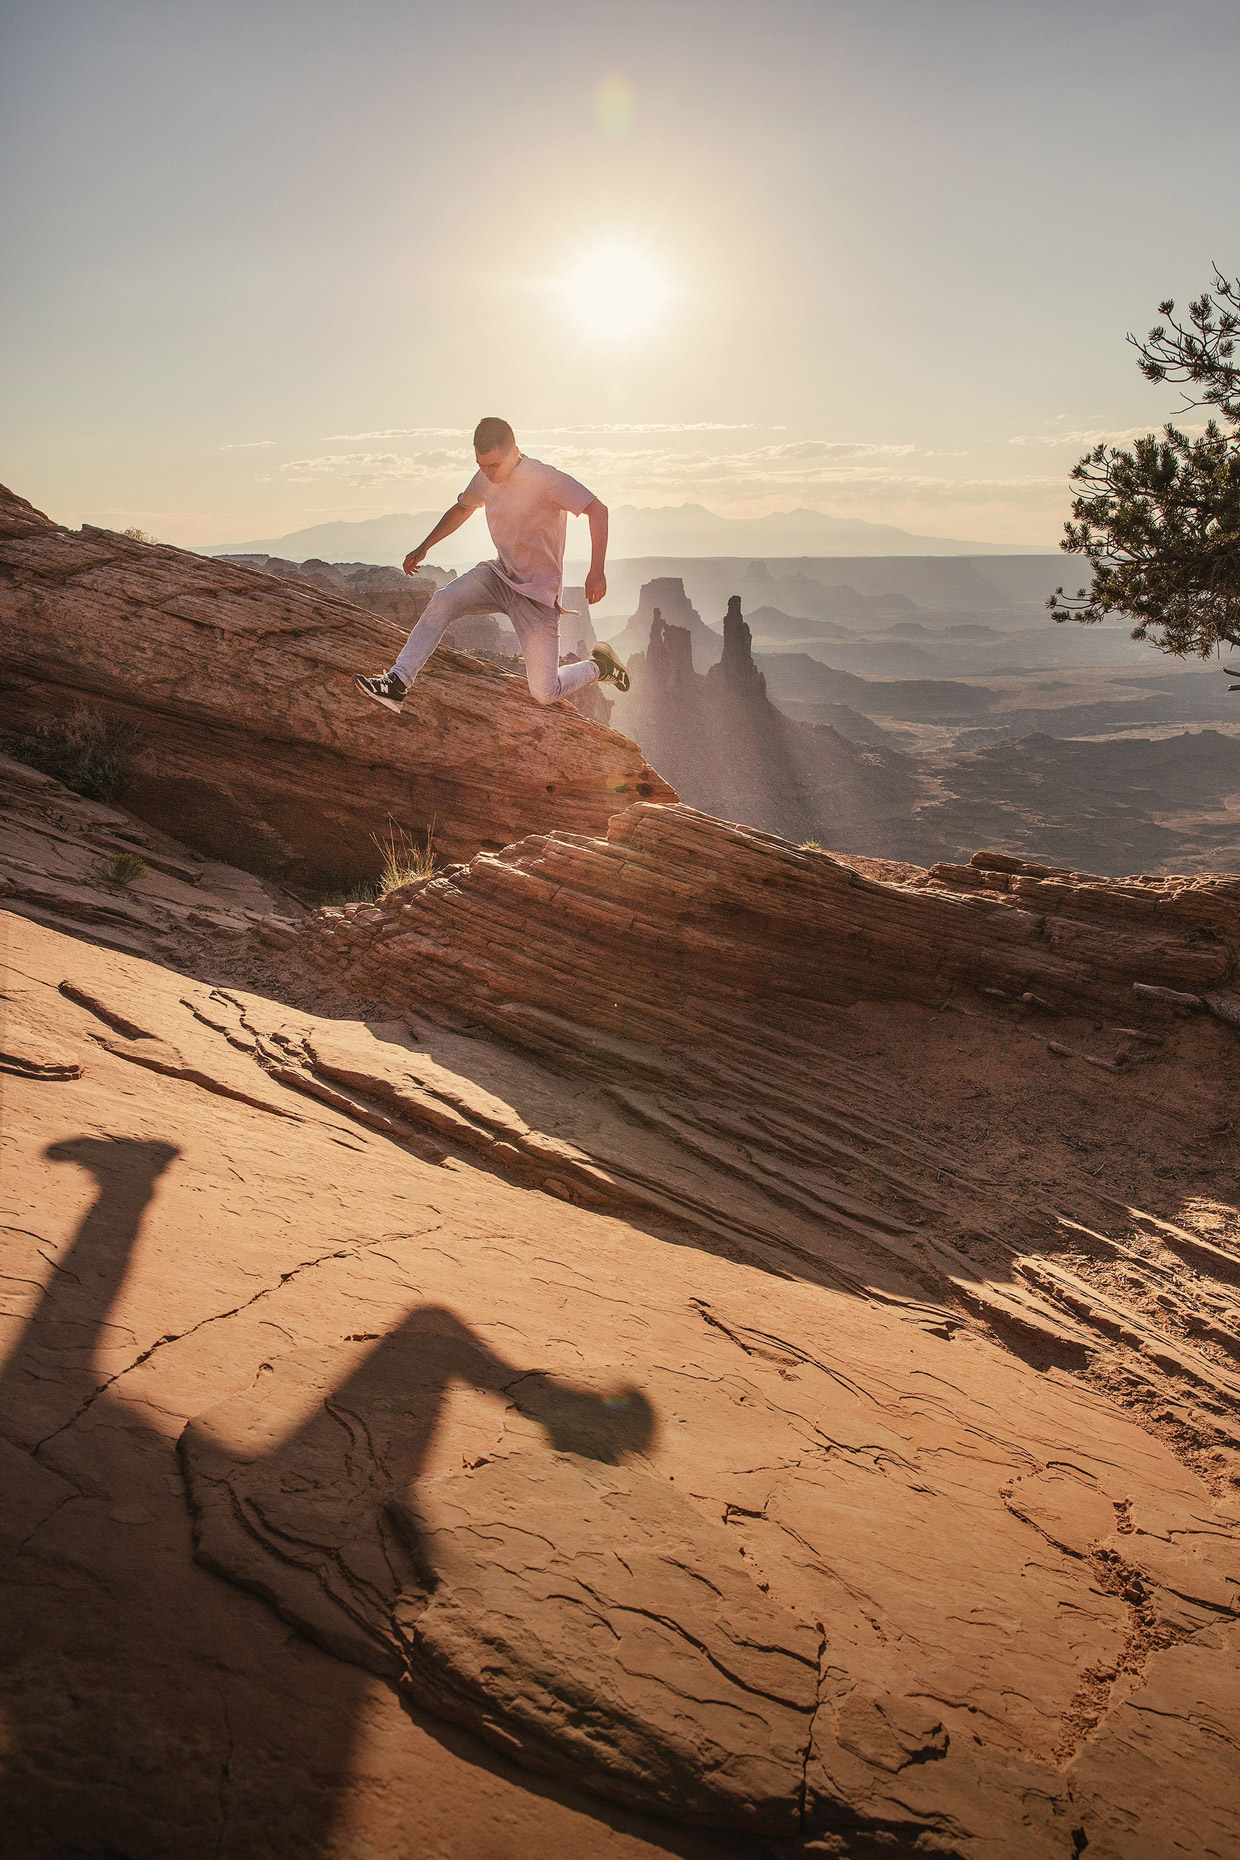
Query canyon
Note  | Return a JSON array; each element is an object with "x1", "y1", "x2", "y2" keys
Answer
[{"x1": 605, "y1": 580, "x2": 1240, "y2": 877}]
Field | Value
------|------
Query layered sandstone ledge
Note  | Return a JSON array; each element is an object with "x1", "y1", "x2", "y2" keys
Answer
[
  {"x1": 293, "y1": 800, "x2": 1240, "y2": 1037},
  {"x1": 0, "y1": 485, "x2": 672, "y2": 890}
]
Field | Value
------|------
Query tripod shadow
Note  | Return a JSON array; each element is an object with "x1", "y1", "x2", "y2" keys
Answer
[{"x1": 0, "y1": 1135, "x2": 675, "y2": 1860}]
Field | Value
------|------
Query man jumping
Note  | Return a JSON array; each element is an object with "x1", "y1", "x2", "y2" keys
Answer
[{"x1": 355, "y1": 417, "x2": 630, "y2": 714}]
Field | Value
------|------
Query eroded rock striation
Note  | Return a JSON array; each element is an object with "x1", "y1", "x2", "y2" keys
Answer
[
  {"x1": 5, "y1": 841, "x2": 1240, "y2": 1854},
  {"x1": 291, "y1": 803, "x2": 1240, "y2": 1448},
  {"x1": 0, "y1": 486, "x2": 671, "y2": 890},
  {"x1": 296, "y1": 799, "x2": 1240, "y2": 1035}
]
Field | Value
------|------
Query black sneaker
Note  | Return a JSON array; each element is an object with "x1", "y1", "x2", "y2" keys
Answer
[
  {"x1": 591, "y1": 643, "x2": 631, "y2": 693},
  {"x1": 355, "y1": 670, "x2": 408, "y2": 712}
]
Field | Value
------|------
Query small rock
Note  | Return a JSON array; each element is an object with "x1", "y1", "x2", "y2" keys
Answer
[
  {"x1": 1132, "y1": 983, "x2": 1203, "y2": 1011},
  {"x1": 0, "y1": 1028, "x2": 83, "y2": 1079}
]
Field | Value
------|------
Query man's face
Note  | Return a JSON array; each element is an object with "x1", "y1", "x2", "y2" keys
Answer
[{"x1": 476, "y1": 442, "x2": 520, "y2": 484}]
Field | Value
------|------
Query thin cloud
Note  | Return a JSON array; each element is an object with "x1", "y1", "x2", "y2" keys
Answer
[
  {"x1": 321, "y1": 421, "x2": 777, "y2": 441},
  {"x1": 279, "y1": 448, "x2": 472, "y2": 489},
  {"x1": 272, "y1": 437, "x2": 1062, "y2": 508},
  {"x1": 742, "y1": 440, "x2": 915, "y2": 462},
  {"x1": 320, "y1": 426, "x2": 469, "y2": 442},
  {"x1": 1008, "y1": 424, "x2": 1203, "y2": 448},
  {"x1": 220, "y1": 439, "x2": 276, "y2": 450},
  {"x1": 532, "y1": 421, "x2": 775, "y2": 435}
]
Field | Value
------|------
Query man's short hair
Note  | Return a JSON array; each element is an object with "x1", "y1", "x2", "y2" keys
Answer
[{"x1": 473, "y1": 416, "x2": 516, "y2": 454}]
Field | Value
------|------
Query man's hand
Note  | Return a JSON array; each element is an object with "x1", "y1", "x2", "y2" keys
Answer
[
  {"x1": 584, "y1": 499, "x2": 608, "y2": 607},
  {"x1": 402, "y1": 503, "x2": 472, "y2": 578}
]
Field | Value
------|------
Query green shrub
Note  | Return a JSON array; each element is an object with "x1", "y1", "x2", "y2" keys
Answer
[
  {"x1": 104, "y1": 850, "x2": 147, "y2": 886},
  {"x1": 17, "y1": 706, "x2": 144, "y2": 802}
]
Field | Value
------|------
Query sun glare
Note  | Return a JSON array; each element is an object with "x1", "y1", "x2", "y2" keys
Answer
[{"x1": 557, "y1": 242, "x2": 674, "y2": 344}]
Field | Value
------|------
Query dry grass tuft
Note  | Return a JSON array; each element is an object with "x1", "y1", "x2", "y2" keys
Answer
[
  {"x1": 319, "y1": 820, "x2": 437, "y2": 907},
  {"x1": 372, "y1": 818, "x2": 437, "y2": 897}
]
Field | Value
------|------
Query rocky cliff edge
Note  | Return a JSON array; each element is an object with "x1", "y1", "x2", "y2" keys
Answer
[{"x1": 0, "y1": 486, "x2": 672, "y2": 891}]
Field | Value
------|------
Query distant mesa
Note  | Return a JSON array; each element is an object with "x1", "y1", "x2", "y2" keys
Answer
[
  {"x1": 610, "y1": 581, "x2": 915, "y2": 849},
  {"x1": 644, "y1": 607, "x2": 696, "y2": 695},
  {"x1": 605, "y1": 575, "x2": 723, "y2": 668}
]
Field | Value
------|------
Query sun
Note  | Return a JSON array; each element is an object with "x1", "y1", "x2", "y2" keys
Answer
[{"x1": 557, "y1": 241, "x2": 674, "y2": 343}]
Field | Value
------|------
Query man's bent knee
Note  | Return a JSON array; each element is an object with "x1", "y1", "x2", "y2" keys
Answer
[{"x1": 528, "y1": 678, "x2": 562, "y2": 706}]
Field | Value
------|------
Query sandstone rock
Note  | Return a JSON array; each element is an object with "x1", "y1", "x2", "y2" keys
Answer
[
  {"x1": 1132, "y1": 982, "x2": 1204, "y2": 1011},
  {"x1": 5, "y1": 908, "x2": 1240, "y2": 1858},
  {"x1": 0, "y1": 486, "x2": 673, "y2": 890},
  {"x1": 0, "y1": 1025, "x2": 82, "y2": 1079},
  {"x1": 1205, "y1": 991, "x2": 1240, "y2": 1027},
  {"x1": 294, "y1": 799, "x2": 1240, "y2": 1039},
  {"x1": 1067, "y1": 1624, "x2": 1240, "y2": 1860},
  {"x1": 286, "y1": 801, "x2": 1240, "y2": 1424},
  {"x1": 396, "y1": 1450, "x2": 819, "y2": 1836},
  {"x1": 0, "y1": 749, "x2": 297, "y2": 958},
  {"x1": 184, "y1": 1333, "x2": 821, "y2": 1836},
  {"x1": 706, "y1": 593, "x2": 767, "y2": 701}
]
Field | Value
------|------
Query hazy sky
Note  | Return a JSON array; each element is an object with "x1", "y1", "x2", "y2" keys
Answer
[{"x1": 3, "y1": 0, "x2": 1238, "y2": 548}]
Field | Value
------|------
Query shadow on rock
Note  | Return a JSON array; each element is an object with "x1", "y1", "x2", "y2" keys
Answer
[
  {"x1": 0, "y1": 1139, "x2": 722, "y2": 1860},
  {"x1": 178, "y1": 1308, "x2": 837, "y2": 1840}
]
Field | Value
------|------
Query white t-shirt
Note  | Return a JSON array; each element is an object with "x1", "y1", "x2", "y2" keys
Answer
[{"x1": 457, "y1": 455, "x2": 595, "y2": 608}]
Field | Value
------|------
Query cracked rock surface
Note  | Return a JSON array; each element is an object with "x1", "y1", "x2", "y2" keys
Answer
[{"x1": 3, "y1": 786, "x2": 1240, "y2": 1857}]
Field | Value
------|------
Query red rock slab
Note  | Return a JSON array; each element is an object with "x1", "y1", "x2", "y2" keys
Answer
[
  {"x1": 0, "y1": 484, "x2": 674, "y2": 889},
  {"x1": 1067, "y1": 1623, "x2": 1240, "y2": 1860},
  {"x1": 5, "y1": 910, "x2": 1240, "y2": 1859},
  {"x1": 296, "y1": 801, "x2": 1240, "y2": 1042}
]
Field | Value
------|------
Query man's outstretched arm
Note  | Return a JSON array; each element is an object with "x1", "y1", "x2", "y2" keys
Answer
[
  {"x1": 584, "y1": 498, "x2": 608, "y2": 605},
  {"x1": 404, "y1": 504, "x2": 473, "y2": 576}
]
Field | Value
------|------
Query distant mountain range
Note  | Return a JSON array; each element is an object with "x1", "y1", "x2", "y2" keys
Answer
[{"x1": 200, "y1": 502, "x2": 1055, "y2": 566}]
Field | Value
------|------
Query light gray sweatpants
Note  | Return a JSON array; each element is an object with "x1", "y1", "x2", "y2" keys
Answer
[{"x1": 391, "y1": 562, "x2": 601, "y2": 704}]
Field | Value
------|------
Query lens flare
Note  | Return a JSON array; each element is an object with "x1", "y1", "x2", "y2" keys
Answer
[{"x1": 594, "y1": 74, "x2": 635, "y2": 137}]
